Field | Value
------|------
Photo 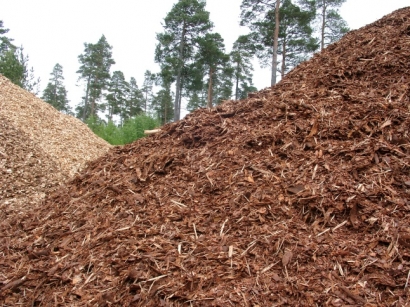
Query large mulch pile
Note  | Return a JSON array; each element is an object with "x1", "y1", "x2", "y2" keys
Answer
[
  {"x1": 0, "y1": 75, "x2": 111, "y2": 206},
  {"x1": 1, "y1": 7, "x2": 410, "y2": 306}
]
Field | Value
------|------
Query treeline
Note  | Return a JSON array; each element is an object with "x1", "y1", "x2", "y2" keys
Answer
[
  {"x1": 0, "y1": 0, "x2": 349, "y2": 143},
  {"x1": 0, "y1": 21, "x2": 40, "y2": 95}
]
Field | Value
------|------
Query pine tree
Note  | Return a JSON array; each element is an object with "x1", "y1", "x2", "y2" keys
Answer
[
  {"x1": 211, "y1": 65, "x2": 234, "y2": 105},
  {"x1": 141, "y1": 70, "x2": 155, "y2": 114},
  {"x1": 23, "y1": 65, "x2": 41, "y2": 96},
  {"x1": 240, "y1": 0, "x2": 281, "y2": 85},
  {"x1": 242, "y1": 0, "x2": 318, "y2": 81},
  {"x1": 76, "y1": 35, "x2": 115, "y2": 121},
  {"x1": 0, "y1": 22, "x2": 40, "y2": 93},
  {"x1": 151, "y1": 69, "x2": 174, "y2": 124},
  {"x1": 186, "y1": 91, "x2": 206, "y2": 112},
  {"x1": 277, "y1": 0, "x2": 318, "y2": 78},
  {"x1": 230, "y1": 35, "x2": 257, "y2": 100},
  {"x1": 0, "y1": 49, "x2": 24, "y2": 86},
  {"x1": 155, "y1": 0, "x2": 213, "y2": 121},
  {"x1": 126, "y1": 77, "x2": 144, "y2": 119},
  {"x1": 0, "y1": 46, "x2": 40, "y2": 94},
  {"x1": 194, "y1": 33, "x2": 230, "y2": 108},
  {"x1": 105, "y1": 70, "x2": 129, "y2": 122},
  {"x1": 0, "y1": 20, "x2": 15, "y2": 53},
  {"x1": 42, "y1": 63, "x2": 71, "y2": 113},
  {"x1": 315, "y1": 0, "x2": 349, "y2": 50}
]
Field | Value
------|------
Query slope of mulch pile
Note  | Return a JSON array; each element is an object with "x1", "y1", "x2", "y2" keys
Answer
[
  {"x1": 0, "y1": 75, "x2": 111, "y2": 207},
  {"x1": 1, "y1": 8, "x2": 410, "y2": 306},
  {"x1": 0, "y1": 116, "x2": 64, "y2": 203}
]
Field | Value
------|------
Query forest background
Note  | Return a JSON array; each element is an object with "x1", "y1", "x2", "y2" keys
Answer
[{"x1": 1, "y1": 0, "x2": 408, "y2": 144}]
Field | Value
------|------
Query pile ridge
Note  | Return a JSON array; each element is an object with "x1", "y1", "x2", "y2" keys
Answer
[
  {"x1": 1, "y1": 7, "x2": 410, "y2": 306},
  {"x1": 0, "y1": 75, "x2": 111, "y2": 206}
]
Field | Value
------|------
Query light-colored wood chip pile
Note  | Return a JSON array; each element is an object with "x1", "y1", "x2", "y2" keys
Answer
[{"x1": 0, "y1": 75, "x2": 112, "y2": 206}]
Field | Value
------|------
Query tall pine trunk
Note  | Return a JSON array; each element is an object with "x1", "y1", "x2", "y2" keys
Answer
[
  {"x1": 90, "y1": 77, "x2": 100, "y2": 118},
  {"x1": 174, "y1": 22, "x2": 186, "y2": 122},
  {"x1": 53, "y1": 79, "x2": 57, "y2": 108},
  {"x1": 82, "y1": 75, "x2": 91, "y2": 122},
  {"x1": 271, "y1": 0, "x2": 280, "y2": 86},
  {"x1": 207, "y1": 67, "x2": 214, "y2": 108},
  {"x1": 235, "y1": 61, "x2": 239, "y2": 100},
  {"x1": 145, "y1": 91, "x2": 148, "y2": 114},
  {"x1": 281, "y1": 38, "x2": 286, "y2": 79},
  {"x1": 321, "y1": 0, "x2": 326, "y2": 50}
]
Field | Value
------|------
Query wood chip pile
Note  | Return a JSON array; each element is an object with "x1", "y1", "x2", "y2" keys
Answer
[
  {"x1": 0, "y1": 75, "x2": 111, "y2": 207},
  {"x1": 1, "y1": 8, "x2": 410, "y2": 306},
  {"x1": 0, "y1": 116, "x2": 63, "y2": 204}
]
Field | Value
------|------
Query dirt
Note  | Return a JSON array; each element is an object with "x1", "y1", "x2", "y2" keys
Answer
[{"x1": 1, "y1": 7, "x2": 410, "y2": 307}]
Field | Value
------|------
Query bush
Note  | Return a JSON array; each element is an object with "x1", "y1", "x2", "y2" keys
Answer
[{"x1": 86, "y1": 115, "x2": 159, "y2": 145}]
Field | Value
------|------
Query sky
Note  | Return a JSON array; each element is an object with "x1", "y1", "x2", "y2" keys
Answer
[{"x1": 1, "y1": 0, "x2": 409, "y2": 115}]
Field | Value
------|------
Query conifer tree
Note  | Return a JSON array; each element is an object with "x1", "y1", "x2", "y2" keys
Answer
[
  {"x1": 0, "y1": 49, "x2": 24, "y2": 86},
  {"x1": 186, "y1": 92, "x2": 205, "y2": 112},
  {"x1": 241, "y1": 0, "x2": 318, "y2": 81},
  {"x1": 76, "y1": 35, "x2": 115, "y2": 121},
  {"x1": 277, "y1": 0, "x2": 318, "y2": 77},
  {"x1": 194, "y1": 33, "x2": 230, "y2": 108},
  {"x1": 240, "y1": 0, "x2": 281, "y2": 85},
  {"x1": 315, "y1": 0, "x2": 349, "y2": 49},
  {"x1": 155, "y1": 0, "x2": 213, "y2": 121},
  {"x1": 211, "y1": 65, "x2": 234, "y2": 105},
  {"x1": 105, "y1": 70, "x2": 129, "y2": 122},
  {"x1": 42, "y1": 63, "x2": 71, "y2": 113},
  {"x1": 0, "y1": 22, "x2": 40, "y2": 93},
  {"x1": 141, "y1": 70, "x2": 155, "y2": 114},
  {"x1": 151, "y1": 69, "x2": 174, "y2": 124},
  {"x1": 0, "y1": 20, "x2": 15, "y2": 53},
  {"x1": 230, "y1": 35, "x2": 257, "y2": 100},
  {"x1": 0, "y1": 46, "x2": 40, "y2": 94},
  {"x1": 126, "y1": 77, "x2": 144, "y2": 119}
]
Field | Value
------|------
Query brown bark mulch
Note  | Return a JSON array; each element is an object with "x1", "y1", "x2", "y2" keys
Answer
[{"x1": 1, "y1": 7, "x2": 410, "y2": 307}]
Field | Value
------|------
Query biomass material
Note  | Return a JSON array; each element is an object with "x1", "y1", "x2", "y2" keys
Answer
[
  {"x1": 0, "y1": 116, "x2": 63, "y2": 204},
  {"x1": 1, "y1": 7, "x2": 410, "y2": 306},
  {"x1": 0, "y1": 75, "x2": 111, "y2": 206},
  {"x1": 0, "y1": 75, "x2": 111, "y2": 178}
]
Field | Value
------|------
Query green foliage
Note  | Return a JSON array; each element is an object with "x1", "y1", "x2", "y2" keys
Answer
[
  {"x1": 194, "y1": 32, "x2": 230, "y2": 107},
  {"x1": 0, "y1": 46, "x2": 40, "y2": 94},
  {"x1": 241, "y1": 0, "x2": 318, "y2": 78},
  {"x1": 155, "y1": 0, "x2": 213, "y2": 121},
  {"x1": 211, "y1": 65, "x2": 234, "y2": 105},
  {"x1": 0, "y1": 21, "x2": 40, "y2": 94},
  {"x1": 77, "y1": 35, "x2": 115, "y2": 121},
  {"x1": 0, "y1": 49, "x2": 24, "y2": 86},
  {"x1": 315, "y1": 0, "x2": 349, "y2": 49},
  {"x1": 231, "y1": 35, "x2": 257, "y2": 100},
  {"x1": 151, "y1": 85, "x2": 174, "y2": 125},
  {"x1": 238, "y1": 82, "x2": 257, "y2": 100},
  {"x1": 0, "y1": 20, "x2": 15, "y2": 53},
  {"x1": 105, "y1": 70, "x2": 129, "y2": 122},
  {"x1": 186, "y1": 92, "x2": 205, "y2": 112},
  {"x1": 86, "y1": 115, "x2": 159, "y2": 145},
  {"x1": 42, "y1": 63, "x2": 72, "y2": 114},
  {"x1": 277, "y1": 0, "x2": 318, "y2": 76},
  {"x1": 126, "y1": 77, "x2": 144, "y2": 119},
  {"x1": 121, "y1": 115, "x2": 159, "y2": 144},
  {"x1": 141, "y1": 70, "x2": 155, "y2": 114}
]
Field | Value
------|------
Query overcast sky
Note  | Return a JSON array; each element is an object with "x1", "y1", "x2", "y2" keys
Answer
[{"x1": 2, "y1": 0, "x2": 409, "y2": 114}]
